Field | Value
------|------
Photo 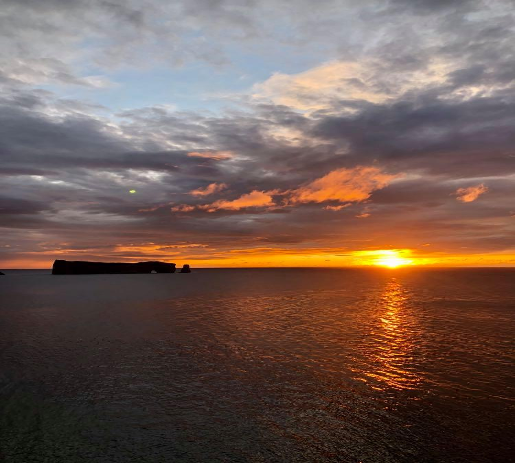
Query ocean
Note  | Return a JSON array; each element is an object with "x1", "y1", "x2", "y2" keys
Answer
[{"x1": 0, "y1": 268, "x2": 514, "y2": 462}]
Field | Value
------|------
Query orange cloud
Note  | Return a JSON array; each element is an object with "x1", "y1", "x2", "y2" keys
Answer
[
  {"x1": 324, "y1": 204, "x2": 350, "y2": 211},
  {"x1": 190, "y1": 182, "x2": 227, "y2": 197},
  {"x1": 139, "y1": 204, "x2": 166, "y2": 212},
  {"x1": 253, "y1": 59, "x2": 456, "y2": 112},
  {"x1": 170, "y1": 166, "x2": 397, "y2": 214},
  {"x1": 201, "y1": 190, "x2": 276, "y2": 212},
  {"x1": 288, "y1": 166, "x2": 397, "y2": 205},
  {"x1": 456, "y1": 184, "x2": 488, "y2": 202},
  {"x1": 356, "y1": 206, "x2": 371, "y2": 218},
  {"x1": 253, "y1": 61, "x2": 389, "y2": 111},
  {"x1": 187, "y1": 151, "x2": 233, "y2": 160},
  {"x1": 171, "y1": 204, "x2": 195, "y2": 212}
]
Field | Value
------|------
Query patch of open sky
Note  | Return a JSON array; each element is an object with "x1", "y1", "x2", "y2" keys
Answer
[
  {"x1": 225, "y1": 39, "x2": 334, "y2": 77},
  {"x1": 40, "y1": 65, "x2": 252, "y2": 115},
  {"x1": 37, "y1": 34, "x2": 334, "y2": 117}
]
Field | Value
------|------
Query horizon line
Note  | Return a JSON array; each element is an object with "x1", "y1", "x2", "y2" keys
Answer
[{"x1": 2, "y1": 265, "x2": 514, "y2": 271}]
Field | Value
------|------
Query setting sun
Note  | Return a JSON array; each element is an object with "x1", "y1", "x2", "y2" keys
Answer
[{"x1": 372, "y1": 250, "x2": 414, "y2": 268}]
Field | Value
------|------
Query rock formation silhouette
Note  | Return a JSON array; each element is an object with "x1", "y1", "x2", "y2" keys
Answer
[
  {"x1": 180, "y1": 264, "x2": 191, "y2": 273},
  {"x1": 52, "y1": 260, "x2": 176, "y2": 275}
]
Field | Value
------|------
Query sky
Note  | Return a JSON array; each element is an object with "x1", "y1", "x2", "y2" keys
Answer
[{"x1": 0, "y1": 0, "x2": 514, "y2": 268}]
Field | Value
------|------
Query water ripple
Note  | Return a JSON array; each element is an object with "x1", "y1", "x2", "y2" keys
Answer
[{"x1": 0, "y1": 268, "x2": 513, "y2": 462}]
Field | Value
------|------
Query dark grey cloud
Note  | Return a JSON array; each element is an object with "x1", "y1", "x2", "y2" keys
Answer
[
  {"x1": 311, "y1": 92, "x2": 514, "y2": 176},
  {"x1": 0, "y1": 196, "x2": 51, "y2": 215}
]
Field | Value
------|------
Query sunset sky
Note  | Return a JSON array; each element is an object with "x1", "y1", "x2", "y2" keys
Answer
[{"x1": 0, "y1": 0, "x2": 514, "y2": 268}]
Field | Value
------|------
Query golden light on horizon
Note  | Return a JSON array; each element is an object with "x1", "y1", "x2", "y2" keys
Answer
[{"x1": 3, "y1": 245, "x2": 514, "y2": 269}]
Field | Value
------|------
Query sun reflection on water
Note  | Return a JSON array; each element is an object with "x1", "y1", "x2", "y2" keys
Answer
[{"x1": 356, "y1": 278, "x2": 422, "y2": 391}]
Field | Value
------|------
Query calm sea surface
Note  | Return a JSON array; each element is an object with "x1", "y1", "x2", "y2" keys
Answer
[{"x1": 0, "y1": 268, "x2": 514, "y2": 462}]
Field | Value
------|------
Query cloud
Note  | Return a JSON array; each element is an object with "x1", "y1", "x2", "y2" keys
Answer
[
  {"x1": 311, "y1": 93, "x2": 514, "y2": 177},
  {"x1": 170, "y1": 205, "x2": 195, "y2": 212},
  {"x1": 187, "y1": 151, "x2": 234, "y2": 160},
  {"x1": 324, "y1": 204, "x2": 351, "y2": 211},
  {"x1": 0, "y1": 1, "x2": 372, "y2": 89},
  {"x1": 190, "y1": 182, "x2": 228, "y2": 197},
  {"x1": 2, "y1": 58, "x2": 117, "y2": 88},
  {"x1": 288, "y1": 167, "x2": 398, "y2": 205},
  {"x1": 171, "y1": 166, "x2": 398, "y2": 213},
  {"x1": 253, "y1": 61, "x2": 390, "y2": 111},
  {"x1": 456, "y1": 184, "x2": 489, "y2": 202},
  {"x1": 356, "y1": 206, "x2": 372, "y2": 218},
  {"x1": 200, "y1": 190, "x2": 277, "y2": 212},
  {"x1": 252, "y1": 55, "x2": 477, "y2": 113}
]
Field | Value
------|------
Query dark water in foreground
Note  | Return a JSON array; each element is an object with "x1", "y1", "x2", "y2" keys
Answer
[{"x1": 0, "y1": 268, "x2": 514, "y2": 462}]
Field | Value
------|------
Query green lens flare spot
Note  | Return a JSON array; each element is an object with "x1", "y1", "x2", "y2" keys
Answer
[{"x1": 129, "y1": 189, "x2": 137, "y2": 194}]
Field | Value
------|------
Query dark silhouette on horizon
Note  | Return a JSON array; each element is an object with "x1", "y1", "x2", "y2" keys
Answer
[
  {"x1": 52, "y1": 260, "x2": 180, "y2": 274},
  {"x1": 180, "y1": 264, "x2": 191, "y2": 273}
]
